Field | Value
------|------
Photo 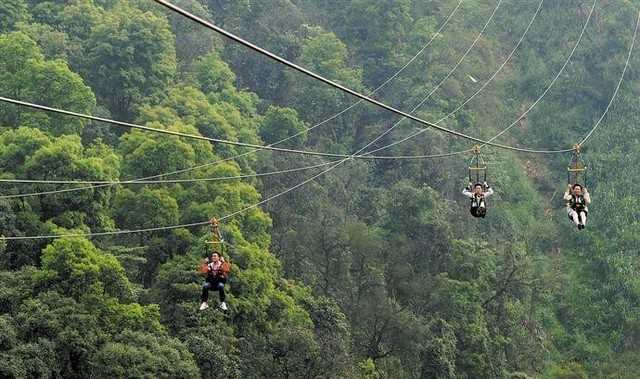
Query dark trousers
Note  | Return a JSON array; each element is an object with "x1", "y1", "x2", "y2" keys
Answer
[
  {"x1": 470, "y1": 206, "x2": 486, "y2": 218},
  {"x1": 201, "y1": 277, "x2": 226, "y2": 302}
]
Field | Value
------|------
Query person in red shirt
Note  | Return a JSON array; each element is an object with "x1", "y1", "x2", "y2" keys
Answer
[{"x1": 199, "y1": 252, "x2": 229, "y2": 311}]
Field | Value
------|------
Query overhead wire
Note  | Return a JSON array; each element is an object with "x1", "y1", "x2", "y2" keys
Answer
[
  {"x1": 0, "y1": 0, "x2": 578, "y2": 203},
  {"x1": 0, "y1": 0, "x2": 505, "y2": 237},
  {"x1": 0, "y1": 0, "x2": 558, "y2": 206},
  {"x1": 224, "y1": 8, "x2": 640, "y2": 227},
  {"x1": 359, "y1": 0, "x2": 507, "y2": 157},
  {"x1": 0, "y1": 89, "x2": 435, "y2": 239},
  {"x1": 0, "y1": 0, "x2": 544, "y2": 160},
  {"x1": 0, "y1": 159, "x2": 338, "y2": 187},
  {"x1": 0, "y1": 96, "x2": 388, "y2": 160},
  {"x1": 0, "y1": 0, "x2": 466, "y2": 194},
  {"x1": 0, "y1": 0, "x2": 509, "y2": 199},
  {"x1": 5, "y1": 3, "x2": 638, "y2": 241},
  {"x1": 578, "y1": 9, "x2": 639, "y2": 146},
  {"x1": 218, "y1": 0, "x2": 507, "y2": 220},
  {"x1": 362, "y1": 0, "x2": 546, "y2": 159},
  {"x1": 152, "y1": 0, "x2": 579, "y2": 154},
  {"x1": 364, "y1": 0, "x2": 595, "y2": 157},
  {"x1": 0, "y1": 0, "x2": 543, "y2": 239}
]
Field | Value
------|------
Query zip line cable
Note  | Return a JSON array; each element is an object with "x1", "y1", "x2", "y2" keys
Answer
[
  {"x1": 0, "y1": 6, "x2": 465, "y2": 195},
  {"x1": 0, "y1": 0, "x2": 562, "y2": 200},
  {"x1": 578, "y1": 9, "x2": 639, "y2": 146},
  {"x1": 362, "y1": 0, "x2": 545, "y2": 158},
  {"x1": 4, "y1": 4, "x2": 638, "y2": 241},
  {"x1": 270, "y1": 0, "x2": 465, "y2": 146},
  {"x1": 0, "y1": 66, "x2": 421, "y2": 237},
  {"x1": 208, "y1": 0, "x2": 510, "y2": 222},
  {"x1": 0, "y1": 0, "x2": 492, "y2": 191},
  {"x1": 0, "y1": 0, "x2": 578, "y2": 198},
  {"x1": 4, "y1": 94, "x2": 515, "y2": 159},
  {"x1": 0, "y1": 0, "x2": 506, "y2": 235},
  {"x1": 0, "y1": 0, "x2": 595, "y2": 202},
  {"x1": 199, "y1": 0, "x2": 466, "y2": 161},
  {"x1": 0, "y1": 96, "x2": 386, "y2": 160},
  {"x1": 364, "y1": 0, "x2": 594, "y2": 157},
  {"x1": 0, "y1": 0, "x2": 510, "y2": 199},
  {"x1": 3, "y1": 5, "x2": 636, "y2": 241},
  {"x1": 152, "y1": 0, "x2": 578, "y2": 154},
  {"x1": 4, "y1": 6, "x2": 637, "y2": 242},
  {"x1": 0, "y1": 1, "x2": 522, "y2": 165},
  {"x1": 0, "y1": 71, "x2": 438, "y2": 239},
  {"x1": 0, "y1": 159, "x2": 339, "y2": 186},
  {"x1": 377, "y1": 0, "x2": 635, "y2": 162},
  {"x1": 0, "y1": 0, "x2": 474, "y2": 193}
]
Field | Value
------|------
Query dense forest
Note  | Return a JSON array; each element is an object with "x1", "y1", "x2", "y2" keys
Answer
[{"x1": 1, "y1": 0, "x2": 640, "y2": 378}]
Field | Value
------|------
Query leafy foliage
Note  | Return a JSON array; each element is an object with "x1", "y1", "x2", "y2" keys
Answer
[{"x1": 1, "y1": 0, "x2": 640, "y2": 377}]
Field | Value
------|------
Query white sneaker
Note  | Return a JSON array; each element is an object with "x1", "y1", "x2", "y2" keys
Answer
[
  {"x1": 199, "y1": 302, "x2": 209, "y2": 310},
  {"x1": 219, "y1": 302, "x2": 228, "y2": 311}
]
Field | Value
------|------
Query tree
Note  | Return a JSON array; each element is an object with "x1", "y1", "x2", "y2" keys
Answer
[
  {"x1": 40, "y1": 237, "x2": 132, "y2": 300},
  {"x1": 84, "y1": 3, "x2": 176, "y2": 120},
  {"x1": 285, "y1": 27, "x2": 363, "y2": 145},
  {"x1": 187, "y1": 52, "x2": 236, "y2": 95},
  {"x1": 93, "y1": 330, "x2": 201, "y2": 378},
  {"x1": 0, "y1": 32, "x2": 96, "y2": 135},
  {"x1": 259, "y1": 106, "x2": 308, "y2": 146},
  {"x1": 164, "y1": 0, "x2": 221, "y2": 66},
  {"x1": 0, "y1": 0, "x2": 29, "y2": 32},
  {"x1": 114, "y1": 188, "x2": 179, "y2": 232}
]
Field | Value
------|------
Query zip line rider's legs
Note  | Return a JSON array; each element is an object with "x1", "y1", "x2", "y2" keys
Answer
[
  {"x1": 568, "y1": 209, "x2": 580, "y2": 226},
  {"x1": 201, "y1": 277, "x2": 226, "y2": 303},
  {"x1": 568, "y1": 208, "x2": 587, "y2": 227}
]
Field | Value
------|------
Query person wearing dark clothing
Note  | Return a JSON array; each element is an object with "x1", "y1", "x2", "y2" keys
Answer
[
  {"x1": 462, "y1": 182, "x2": 494, "y2": 218},
  {"x1": 199, "y1": 252, "x2": 229, "y2": 310}
]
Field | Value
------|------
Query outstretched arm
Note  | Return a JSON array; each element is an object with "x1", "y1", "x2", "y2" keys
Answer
[
  {"x1": 483, "y1": 184, "x2": 494, "y2": 198},
  {"x1": 583, "y1": 189, "x2": 591, "y2": 204},
  {"x1": 462, "y1": 187, "x2": 474, "y2": 198}
]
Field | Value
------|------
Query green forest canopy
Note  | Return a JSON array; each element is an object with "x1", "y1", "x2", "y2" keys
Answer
[{"x1": 1, "y1": 0, "x2": 640, "y2": 378}]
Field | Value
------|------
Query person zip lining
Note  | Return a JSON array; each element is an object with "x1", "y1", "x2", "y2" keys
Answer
[
  {"x1": 564, "y1": 183, "x2": 590, "y2": 230},
  {"x1": 199, "y1": 218, "x2": 231, "y2": 311},
  {"x1": 463, "y1": 182, "x2": 494, "y2": 218},
  {"x1": 565, "y1": 145, "x2": 590, "y2": 230},
  {"x1": 199, "y1": 250, "x2": 230, "y2": 310},
  {"x1": 463, "y1": 147, "x2": 494, "y2": 218}
]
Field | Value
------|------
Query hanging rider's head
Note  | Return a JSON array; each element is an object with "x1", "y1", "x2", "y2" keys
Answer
[
  {"x1": 473, "y1": 182, "x2": 484, "y2": 196},
  {"x1": 572, "y1": 183, "x2": 583, "y2": 196}
]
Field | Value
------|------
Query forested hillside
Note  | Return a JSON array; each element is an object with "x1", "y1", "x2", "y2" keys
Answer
[{"x1": 1, "y1": 0, "x2": 639, "y2": 378}]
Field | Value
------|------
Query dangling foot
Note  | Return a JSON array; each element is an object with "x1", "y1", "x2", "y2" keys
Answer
[
  {"x1": 219, "y1": 302, "x2": 228, "y2": 311},
  {"x1": 199, "y1": 302, "x2": 209, "y2": 311}
]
